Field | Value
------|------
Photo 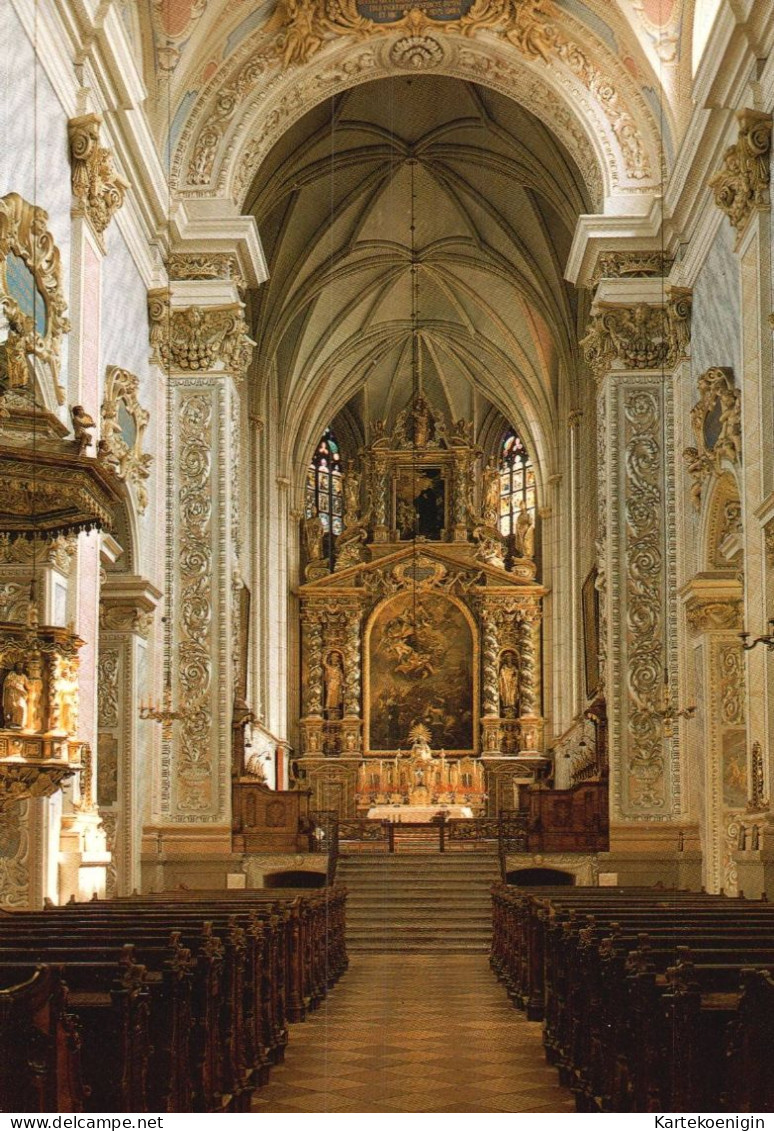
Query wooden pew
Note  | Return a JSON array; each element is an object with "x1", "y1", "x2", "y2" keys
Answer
[
  {"x1": 491, "y1": 885, "x2": 774, "y2": 1113},
  {"x1": 0, "y1": 950, "x2": 152, "y2": 1112},
  {"x1": 0, "y1": 965, "x2": 84, "y2": 1113},
  {"x1": 0, "y1": 885, "x2": 348, "y2": 1113}
]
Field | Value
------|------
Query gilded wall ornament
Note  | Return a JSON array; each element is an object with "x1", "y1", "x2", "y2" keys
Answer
[
  {"x1": 682, "y1": 367, "x2": 741, "y2": 510},
  {"x1": 0, "y1": 193, "x2": 70, "y2": 404},
  {"x1": 0, "y1": 534, "x2": 75, "y2": 574},
  {"x1": 581, "y1": 288, "x2": 692, "y2": 378},
  {"x1": 98, "y1": 367, "x2": 153, "y2": 514},
  {"x1": 749, "y1": 741, "x2": 768, "y2": 812},
  {"x1": 709, "y1": 110, "x2": 772, "y2": 236},
  {"x1": 765, "y1": 518, "x2": 774, "y2": 570},
  {"x1": 99, "y1": 604, "x2": 153, "y2": 639},
  {"x1": 718, "y1": 642, "x2": 744, "y2": 727},
  {"x1": 623, "y1": 389, "x2": 666, "y2": 812},
  {"x1": 167, "y1": 253, "x2": 245, "y2": 289},
  {"x1": 68, "y1": 114, "x2": 129, "y2": 250},
  {"x1": 591, "y1": 251, "x2": 673, "y2": 287},
  {"x1": 148, "y1": 298, "x2": 254, "y2": 376},
  {"x1": 176, "y1": 391, "x2": 215, "y2": 811}
]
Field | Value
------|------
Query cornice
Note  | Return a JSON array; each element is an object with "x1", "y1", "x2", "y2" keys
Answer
[
  {"x1": 170, "y1": 202, "x2": 268, "y2": 288},
  {"x1": 565, "y1": 197, "x2": 663, "y2": 289}
]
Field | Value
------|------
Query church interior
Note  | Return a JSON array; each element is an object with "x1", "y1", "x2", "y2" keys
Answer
[{"x1": 2, "y1": 0, "x2": 774, "y2": 1115}]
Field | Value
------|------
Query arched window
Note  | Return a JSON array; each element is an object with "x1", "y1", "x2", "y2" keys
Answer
[
  {"x1": 499, "y1": 428, "x2": 536, "y2": 538},
  {"x1": 305, "y1": 427, "x2": 343, "y2": 565}
]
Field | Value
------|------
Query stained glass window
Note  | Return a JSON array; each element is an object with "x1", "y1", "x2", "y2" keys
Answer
[
  {"x1": 306, "y1": 427, "x2": 343, "y2": 565},
  {"x1": 499, "y1": 428, "x2": 536, "y2": 538}
]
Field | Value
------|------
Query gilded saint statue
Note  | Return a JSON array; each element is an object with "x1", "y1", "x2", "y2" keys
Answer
[
  {"x1": 304, "y1": 509, "x2": 325, "y2": 561},
  {"x1": 2, "y1": 663, "x2": 30, "y2": 729},
  {"x1": 499, "y1": 651, "x2": 519, "y2": 717},
  {"x1": 413, "y1": 394, "x2": 432, "y2": 448},
  {"x1": 323, "y1": 651, "x2": 344, "y2": 716},
  {"x1": 481, "y1": 460, "x2": 500, "y2": 527},
  {"x1": 515, "y1": 499, "x2": 535, "y2": 559},
  {"x1": 343, "y1": 462, "x2": 361, "y2": 526}
]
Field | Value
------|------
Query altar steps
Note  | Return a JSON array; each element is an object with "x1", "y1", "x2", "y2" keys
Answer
[{"x1": 337, "y1": 851, "x2": 499, "y2": 952}]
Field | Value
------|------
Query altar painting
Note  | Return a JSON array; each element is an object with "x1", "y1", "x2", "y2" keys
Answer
[
  {"x1": 367, "y1": 591, "x2": 474, "y2": 752},
  {"x1": 394, "y1": 467, "x2": 445, "y2": 540}
]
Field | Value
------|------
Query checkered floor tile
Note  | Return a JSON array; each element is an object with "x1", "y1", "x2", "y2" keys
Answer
[{"x1": 251, "y1": 954, "x2": 575, "y2": 1113}]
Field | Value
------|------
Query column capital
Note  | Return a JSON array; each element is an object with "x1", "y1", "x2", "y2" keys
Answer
[
  {"x1": 68, "y1": 113, "x2": 128, "y2": 252},
  {"x1": 100, "y1": 575, "x2": 162, "y2": 639},
  {"x1": 580, "y1": 285, "x2": 692, "y2": 380},
  {"x1": 147, "y1": 288, "x2": 254, "y2": 377}
]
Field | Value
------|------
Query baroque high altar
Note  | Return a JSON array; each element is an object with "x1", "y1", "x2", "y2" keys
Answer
[{"x1": 297, "y1": 395, "x2": 546, "y2": 817}]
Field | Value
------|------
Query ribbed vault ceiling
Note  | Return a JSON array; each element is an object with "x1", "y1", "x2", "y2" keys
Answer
[{"x1": 247, "y1": 76, "x2": 591, "y2": 467}]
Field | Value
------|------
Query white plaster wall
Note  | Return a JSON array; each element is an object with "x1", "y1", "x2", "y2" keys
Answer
[
  {"x1": 691, "y1": 220, "x2": 741, "y2": 379},
  {"x1": 0, "y1": 0, "x2": 72, "y2": 413},
  {"x1": 101, "y1": 223, "x2": 163, "y2": 586}
]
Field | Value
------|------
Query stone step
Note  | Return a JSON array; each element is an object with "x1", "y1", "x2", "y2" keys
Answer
[
  {"x1": 338, "y1": 850, "x2": 495, "y2": 953},
  {"x1": 349, "y1": 910, "x2": 490, "y2": 919}
]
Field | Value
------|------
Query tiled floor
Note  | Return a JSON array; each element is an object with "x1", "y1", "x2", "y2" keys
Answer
[{"x1": 252, "y1": 955, "x2": 576, "y2": 1113}]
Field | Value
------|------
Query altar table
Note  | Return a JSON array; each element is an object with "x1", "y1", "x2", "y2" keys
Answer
[{"x1": 366, "y1": 805, "x2": 474, "y2": 822}]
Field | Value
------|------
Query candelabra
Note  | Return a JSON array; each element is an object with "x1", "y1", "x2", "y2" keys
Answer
[
  {"x1": 655, "y1": 681, "x2": 696, "y2": 736},
  {"x1": 139, "y1": 675, "x2": 182, "y2": 740},
  {"x1": 740, "y1": 620, "x2": 774, "y2": 651}
]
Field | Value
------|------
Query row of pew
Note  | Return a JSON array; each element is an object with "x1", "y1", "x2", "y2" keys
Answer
[
  {"x1": 0, "y1": 885, "x2": 347, "y2": 1113},
  {"x1": 491, "y1": 884, "x2": 774, "y2": 1113}
]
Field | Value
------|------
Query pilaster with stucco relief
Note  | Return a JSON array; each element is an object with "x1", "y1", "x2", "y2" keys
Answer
[
  {"x1": 582, "y1": 283, "x2": 690, "y2": 823},
  {"x1": 99, "y1": 577, "x2": 160, "y2": 893},
  {"x1": 149, "y1": 289, "x2": 253, "y2": 824},
  {"x1": 710, "y1": 110, "x2": 774, "y2": 877}
]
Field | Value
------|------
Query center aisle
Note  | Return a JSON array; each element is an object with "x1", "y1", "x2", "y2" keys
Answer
[{"x1": 252, "y1": 954, "x2": 575, "y2": 1113}]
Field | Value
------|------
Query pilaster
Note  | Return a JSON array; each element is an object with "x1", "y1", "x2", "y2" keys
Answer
[
  {"x1": 98, "y1": 575, "x2": 161, "y2": 893},
  {"x1": 144, "y1": 273, "x2": 253, "y2": 872},
  {"x1": 582, "y1": 280, "x2": 691, "y2": 837}
]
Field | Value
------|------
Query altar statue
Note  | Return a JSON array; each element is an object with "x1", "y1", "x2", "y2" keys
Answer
[
  {"x1": 343, "y1": 462, "x2": 361, "y2": 526},
  {"x1": 499, "y1": 651, "x2": 519, "y2": 716},
  {"x1": 408, "y1": 724, "x2": 433, "y2": 761},
  {"x1": 323, "y1": 650, "x2": 344, "y2": 715},
  {"x1": 515, "y1": 499, "x2": 535, "y2": 559},
  {"x1": 304, "y1": 509, "x2": 325, "y2": 560},
  {"x1": 481, "y1": 461, "x2": 500, "y2": 527}
]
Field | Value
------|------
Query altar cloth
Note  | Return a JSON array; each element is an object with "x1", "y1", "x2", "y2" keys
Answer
[{"x1": 366, "y1": 804, "x2": 474, "y2": 822}]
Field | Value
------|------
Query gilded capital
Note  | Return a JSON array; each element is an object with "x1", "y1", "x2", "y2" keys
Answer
[
  {"x1": 709, "y1": 109, "x2": 772, "y2": 235},
  {"x1": 147, "y1": 296, "x2": 254, "y2": 375},
  {"x1": 591, "y1": 250, "x2": 673, "y2": 287},
  {"x1": 581, "y1": 288, "x2": 691, "y2": 378},
  {"x1": 685, "y1": 599, "x2": 743, "y2": 635},
  {"x1": 68, "y1": 114, "x2": 129, "y2": 248},
  {"x1": 167, "y1": 252, "x2": 245, "y2": 289}
]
